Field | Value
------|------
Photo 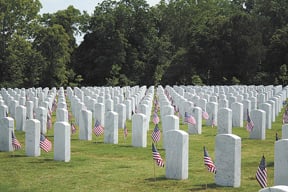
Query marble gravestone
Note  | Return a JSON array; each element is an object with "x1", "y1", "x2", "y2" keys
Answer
[
  {"x1": 104, "y1": 111, "x2": 118, "y2": 144},
  {"x1": 25, "y1": 119, "x2": 41, "y2": 157},
  {"x1": 165, "y1": 130, "x2": 189, "y2": 180},
  {"x1": 215, "y1": 134, "x2": 241, "y2": 187},
  {"x1": 54, "y1": 122, "x2": 70, "y2": 162}
]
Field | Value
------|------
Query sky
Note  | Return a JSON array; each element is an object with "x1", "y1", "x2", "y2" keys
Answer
[{"x1": 39, "y1": 0, "x2": 160, "y2": 14}]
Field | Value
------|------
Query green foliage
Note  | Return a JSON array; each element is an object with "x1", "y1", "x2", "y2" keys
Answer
[
  {"x1": 33, "y1": 24, "x2": 71, "y2": 87},
  {"x1": 191, "y1": 75, "x2": 204, "y2": 85},
  {"x1": 231, "y1": 76, "x2": 240, "y2": 85},
  {"x1": 279, "y1": 64, "x2": 288, "y2": 85},
  {"x1": 4, "y1": 35, "x2": 45, "y2": 88},
  {"x1": 2, "y1": 0, "x2": 288, "y2": 87}
]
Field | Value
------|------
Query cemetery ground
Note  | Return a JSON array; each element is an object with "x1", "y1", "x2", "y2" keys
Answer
[{"x1": 0, "y1": 105, "x2": 283, "y2": 192}]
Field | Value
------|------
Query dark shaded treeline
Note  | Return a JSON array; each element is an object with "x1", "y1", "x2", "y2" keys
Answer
[{"x1": 0, "y1": 0, "x2": 288, "y2": 88}]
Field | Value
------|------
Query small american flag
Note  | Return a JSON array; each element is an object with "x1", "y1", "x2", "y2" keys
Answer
[
  {"x1": 246, "y1": 109, "x2": 254, "y2": 132},
  {"x1": 151, "y1": 124, "x2": 161, "y2": 143},
  {"x1": 184, "y1": 112, "x2": 196, "y2": 125},
  {"x1": 203, "y1": 146, "x2": 216, "y2": 174},
  {"x1": 152, "y1": 143, "x2": 164, "y2": 167},
  {"x1": 152, "y1": 112, "x2": 160, "y2": 125},
  {"x1": 40, "y1": 134, "x2": 52, "y2": 152},
  {"x1": 12, "y1": 131, "x2": 21, "y2": 150},
  {"x1": 256, "y1": 155, "x2": 267, "y2": 188},
  {"x1": 71, "y1": 122, "x2": 77, "y2": 134},
  {"x1": 124, "y1": 123, "x2": 128, "y2": 139},
  {"x1": 93, "y1": 120, "x2": 104, "y2": 136},
  {"x1": 47, "y1": 112, "x2": 52, "y2": 130},
  {"x1": 202, "y1": 111, "x2": 209, "y2": 120},
  {"x1": 52, "y1": 99, "x2": 57, "y2": 112}
]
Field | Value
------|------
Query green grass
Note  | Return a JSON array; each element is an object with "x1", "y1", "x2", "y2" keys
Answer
[{"x1": 0, "y1": 105, "x2": 284, "y2": 192}]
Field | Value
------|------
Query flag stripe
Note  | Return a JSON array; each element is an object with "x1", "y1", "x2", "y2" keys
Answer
[
  {"x1": 12, "y1": 132, "x2": 21, "y2": 151},
  {"x1": 185, "y1": 112, "x2": 196, "y2": 125},
  {"x1": 40, "y1": 134, "x2": 52, "y2": 152},
  {"x1": 93, "y1": 120, "x2": 104, "y2": 136},
  {"x1": 246, "y1": 109, "x2": 254, "y2": 132},
  {"x1": 204, "y1": 146, "x2": 216, "y2": 174},
  {"x1": 151, "y1": 125, "x2": 161, "y2": 143},
  {"x1": 256, "y1": 156, "x2": 267, "y2": 188},
  {"x1": 152, "y1": 143, "x2": 164, "y2": 167}
]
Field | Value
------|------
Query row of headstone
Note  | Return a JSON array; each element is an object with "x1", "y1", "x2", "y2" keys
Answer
[
  {"x1": 67, "y1": 86, "x2": 152, "y2": 145},
  {"x1": 0, "y1": 87, "x2": 59, "y2": 134},
  {"x1": 160, "y1": 85, "x2": 287, "y2": 137},
  {"x1": 1, "y1": 85, "x2": 288, "y2": 187},
  {"x1": 156, "y1": 85, "x2": 288, "y2": 186},
  {"x1": 0, "y1": 117, "x2": 70, "y2": 162}
]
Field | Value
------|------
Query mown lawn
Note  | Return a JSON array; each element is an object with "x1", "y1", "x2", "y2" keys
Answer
[{"x1": 0, "y1": 101, "x2": 284, "y2": 192}]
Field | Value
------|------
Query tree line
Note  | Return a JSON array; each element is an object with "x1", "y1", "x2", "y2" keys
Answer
[{"x1": 1, "y1": 0, "x2": 288, "y2": 88}]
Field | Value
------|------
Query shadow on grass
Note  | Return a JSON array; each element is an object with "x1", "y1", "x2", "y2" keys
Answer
[
  {"x1": 9, "y1": 154, "x2": 26, "y2": 158},
  {"x1": 92, "y1": 141, "x2": 104, "y2": 144},
  {"x1": 188, "y1": 183, "x2": 218, "y2": 191},
  {"x1": 145, "y1": 176, "x2": 167, "y2": 182},
  {"x1": 43, "y1": 158, "x2": 54, "y2": 162},
  {"x1": 267, "y1": 161, "x2": 274, "y2": 167},
  {"x1": 28, "y1": 158, "x2": 54, "y2": 163},
  {"x1": 118, "y1": 145, "x2": 134, "y2": 148}
]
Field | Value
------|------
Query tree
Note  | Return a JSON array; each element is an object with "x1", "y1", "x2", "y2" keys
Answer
[
  {"x1": 33, "y1": 24, "x2": 71, "y2": 87},
  {"x1": 4, "y1": 35, "x2": 45, "y2": 88},
  {"x1": 0, "y1": 0, "x2": 42, "y2": 86},
  {"x1": 279, "y1": 64, "x2": 288, "y2": 85}
]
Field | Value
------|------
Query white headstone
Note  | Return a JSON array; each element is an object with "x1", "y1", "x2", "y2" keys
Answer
[
  {"x1": 231, "y1": 102, "x2": 243, "y2": 127},
  {"x1": 206, "y1": 102, "x2": 218, "y2": 126},
  {"x1": 105, "y1": 99, "x2": 113, "y2": 112},
  {"x1": 188, "y1": 107, "x2": 202, "y2": 134},
  {"x1": 217, "y1": 108, "x2": 232, "y2": 134},
  {"x1": 132, "y1": 113, "x2": 147, "y2": 147},
  {"x1": 0, "y1": 105, "x2": 8, "y2": 119},
  {"x1": 162, "y1": 115, "x2": 179, "y2": 149},
  {"x1": 16, "y1": 105, "x2": 26, "y2": 131},
  {"x1": 79, "y1": 109, "x2": 92, "y2": 140},
  {"x1": 25, "y1": 119, "x2": 41, "y2": 156},
  {"x1": 249, "y1": 109, "x2": 266, "y2": 140},
  {"x1": 0, "y1": 117, "x2": 14, "y2": 151},
  {"x1": 165, "y1": 130, "x2": 189, "y2": 180},
  {"x1": 104, "y1": 111, "x2": 118, "y2": 144},
  {"x1": 56, "y1": 108, "x2": 68, "y2": 122},
  {"x1": 94, "y1": 103, "x2": 105, "y2": 127},
  {"x1": 9, "y1": 100, "x2": 18, "y2": 118},
  {"x1": 117, "y1": 103, "x2": 126, "y2": 129},
  {"x1": 274, "y1": 139, "x2": 288, "y2": 185},
  {"x1": 282, "y1": 124, "x2": 288, "y2": 139},
  {"x1": 259, "y1": 185, "x2": 288, "y2": 192},
  {"x1": 258, "y1": 103, "x2": 272, "y2": 129},
  {"x1": 26, "y1": 101, "x2": 34, "y2": 120},
  {"x1": 54, "y1": 122, "x2": 70, "y2": 162},
  {"x1": 215, "y1": 134, "x2": 241, "y2": 187},
  {"x1": 125, "y1": 99, "x2": 132, "y2": 120},
  {"x1": 35, "y1": 106, "x2": 48, "y2": 134}
]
